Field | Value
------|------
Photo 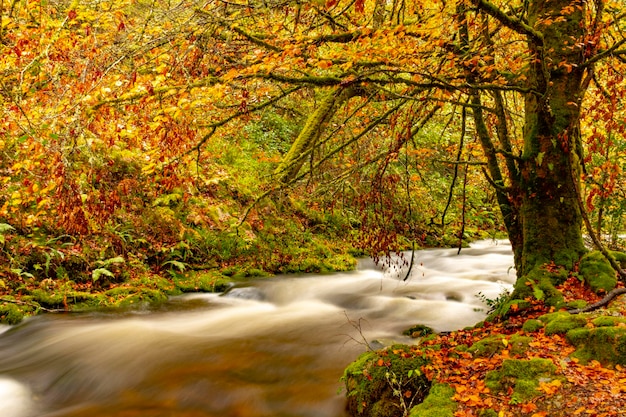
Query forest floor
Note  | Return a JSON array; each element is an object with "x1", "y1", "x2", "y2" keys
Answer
[{"x1": 410, "y1": 277, "x2": 626, "y2": 416}]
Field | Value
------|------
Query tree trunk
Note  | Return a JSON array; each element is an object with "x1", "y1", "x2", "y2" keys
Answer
[{"x1": 514, "y1": 0, "x2": 588, "y2": 287}]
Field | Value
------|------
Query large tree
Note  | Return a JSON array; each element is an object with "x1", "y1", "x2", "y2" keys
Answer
[{"x1": 182, "y1": 0, "x2": 626, "y2": 292}]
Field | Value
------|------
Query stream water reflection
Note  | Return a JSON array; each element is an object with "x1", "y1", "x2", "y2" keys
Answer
[{"x1": 0, "y1": 240, "x2": 515, "y2": 417}]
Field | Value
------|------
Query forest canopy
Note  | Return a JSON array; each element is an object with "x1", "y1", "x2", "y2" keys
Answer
[{"x1": 0, "y1": 0, "x2": 625, "y2": 314}]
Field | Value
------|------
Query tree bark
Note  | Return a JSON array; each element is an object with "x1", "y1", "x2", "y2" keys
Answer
[{"x1": 515, "y1": 0, "x2": 588, "y2": 280}]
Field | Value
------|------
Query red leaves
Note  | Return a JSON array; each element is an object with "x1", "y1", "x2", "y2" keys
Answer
[{"x1": 355, "y1": 0, "x2": 365, "y2": 14}]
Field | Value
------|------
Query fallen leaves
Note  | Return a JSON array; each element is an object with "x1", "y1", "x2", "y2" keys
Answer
[{"x1": 413, "y1": 298, "x2": 626, "y2": 416}]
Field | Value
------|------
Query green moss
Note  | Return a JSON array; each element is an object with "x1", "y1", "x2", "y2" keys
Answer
[
  {"x1": 566, "y1": 326, "x2": 626, "y2": 366},
  {"x1": 543, "y1": 314, "x2": 587, "y2": 335},
  {"x1": 485, "y1": 358, "x2": 558, "y2": 404},
  {"x1": 563, "y1": 299, "x2": 587, "y2": 310},
  {"x1": 477, "y1": 410, "x2": 498, "y2": 417},
  {"x1": 537, "y1": 311, "x2": 572, "y2": 325},
  {"x1": 592, "y1": 316, "x2": 626, "y2": 327},
  {"x1": 104, "y1": 286, "x2": 168, "y2": 307},
  {"x1": 511, "y1": 266, "x2": 564, "y2": 306},
  {"x1": 579, "y1": 251, "x2": 617, "y2": 293},
  {"x1": 508, "y1": 334, "x2": 533, "y2": 354},
  {"x1": 609, "y1": 250, "x2": 626, "y2": 269},
  {"x1": 0, "y1": 302, "x2": 28, "y2": 325},
  {"x1": 408, "y1": 383, "x2": 457, "y2": 417},
  {"x1": 522, "y1": 319, "x2": 544, "y2": 333},
  {"x1": 468, "y1": 334, "x2": 507, "y2": 357},
  {"x1": 172, "y1": 270, "x2": 232, "y2": 292},
  {"x1": 343, "y1": 344, "x2": 431, "y2": 417}
]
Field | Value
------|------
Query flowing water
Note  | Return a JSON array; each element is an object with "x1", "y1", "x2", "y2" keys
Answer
[{"x1": 0, "y1": 240, "x2": 515, "y2": 417}]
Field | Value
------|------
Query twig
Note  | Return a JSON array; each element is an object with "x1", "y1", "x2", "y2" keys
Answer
[{"x1": 343, "y1": 311, "x2": 374, "y2": 351}]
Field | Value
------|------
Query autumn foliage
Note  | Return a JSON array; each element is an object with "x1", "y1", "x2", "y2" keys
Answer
[{"x1": 1, "y1": 0, "x2": 626, "y2": 414}]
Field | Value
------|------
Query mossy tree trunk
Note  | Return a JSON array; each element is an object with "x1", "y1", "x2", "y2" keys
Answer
[
  {"x1": 274, "y1": 87, "x2": 356, "y2": 183},
  {"x1": 514, "y1": 0, "x2": 588, "y2": 282},
  {"x1": 463, "y1": 0, "x2": 590, "y2": 289}
]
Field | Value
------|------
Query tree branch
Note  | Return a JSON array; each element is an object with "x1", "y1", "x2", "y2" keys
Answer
[
  {"x1": 472, "y1": 0, "x2": 543, "y2": 44},
  {"x1": 191, "y1": 85, "x2": 302, "y2": 153},
  {"x1": 582, "y1": 39, "x2": 626, "y2": 68}
]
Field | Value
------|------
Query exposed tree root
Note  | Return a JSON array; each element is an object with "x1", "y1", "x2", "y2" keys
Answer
[{"x1": 567, "y1": 287, "x2": 626, "y2": 314}]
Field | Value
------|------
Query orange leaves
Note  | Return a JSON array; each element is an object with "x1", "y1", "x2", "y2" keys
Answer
[
  {"x1": 519, "y1": 402, "x2": 538, "y2": 414},
  {"x1": 453, "y1": 383, "x2": 492, "y2": 408},
  {"x1": 538, "y1": 379, "x2": 562, "y2": 395},
  {"x1": 317, "y1": 60, "x2": 333, "y2": 69}
]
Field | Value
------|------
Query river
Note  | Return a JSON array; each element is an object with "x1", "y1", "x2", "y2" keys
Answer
[{"x1": 0, "y1": 240, "x2": 515, "y2": 417}]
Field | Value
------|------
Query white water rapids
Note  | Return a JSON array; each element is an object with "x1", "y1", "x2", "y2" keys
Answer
[{"x1": 0, "y1": 240, "x2": 515, "y2": 417}]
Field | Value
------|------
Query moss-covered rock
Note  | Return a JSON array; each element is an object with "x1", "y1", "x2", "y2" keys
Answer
[
  {"x1": 104, "y1": 286, "x2": 168, "y2": 307},
  {"x1": 537, "y1": 311, "x2": 588, "y2": 335},
  {"x1": 343, "y1": 345, "x2": 431, "y2": 417},
  {"x1": 566, "y1": 326, "x2": 626, "y2": 366},
  {"x1": 408, "y1": 383, "x2": 457, "y2": 417},
  {"x1": 543, "y1": 314, "x2": 587, "y2": 335},
  {"x1": 467, "y1": 334, "x2": 508, "y2": 357},
  {"x1": 579, "y1": 251, "x2": 617, "y2": 293},
  {"x1": 592, "y1": 316, "x2": 626, "y2": 327},
  {"x1": 171, "y1": 270, "x2": 233, "y2": 293},
  {"x1": 0, "y1": 302, "x2": 29, "y2": 325},
  {"x1": 485, "y1": 358, "x2": 559, "y2": 404},
  {"x1": 611, "y1": 251, "x2": 626, "y2": 269},
  {"x1": 522, "y1": 319, "x2": 544, "y2": 333},
  {"x1": 403, "y1": 325, "x2": 434, "y2": 338}
]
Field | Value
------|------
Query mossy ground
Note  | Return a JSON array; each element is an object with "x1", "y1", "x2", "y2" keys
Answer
[
  {"x1": 408, "y1": 383, "x2": 456, "y2": 417},
  {"x1": 344, "y1": 266, "x2": 626, "y2": 417}
]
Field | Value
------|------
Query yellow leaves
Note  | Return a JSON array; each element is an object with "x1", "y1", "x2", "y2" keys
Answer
[
  {"x1": 1, "y1": 15, "x2": 16, "y2": 31},
  {"x1": 9, "y1": 191, "x2": 23, "y2": 206},
  {"x1": 223, "y1": 69, "x2": 239, "y2": 81},
  {"x1": 155, "y1": 63, "x2": 169, "y2": 75},
  {"x1": 538, "y1": 379, "x2": 562, "y2": 395}
]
